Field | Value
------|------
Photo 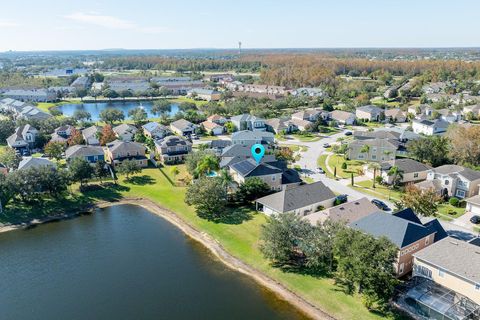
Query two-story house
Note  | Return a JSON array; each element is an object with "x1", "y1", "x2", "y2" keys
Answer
[
  {"x1": 265, "y1": 118, "x2": 296, "y2": 134},
  {"x1": 154, "y1": 136, "x2": 192, "y2": 164},
  {"x1": 82, "y1": 126, "x2": 102, "y2": 146},
  {"x1": 412, "y1": 119, "x2": 449, "y2": 135},
  {"x1": 230, "y1": 114, "x2": 266, "y2": 131},
  {"x1": 350, "y1": 209, "x2": 446, "y2": 277},
  {"x1": 6, "y1": 125, "x2": 38, "y2": 151},
  {"x1": 229, "y1": 158, "x2": 284, "y2": 191},
  {"x1": 256, "y1": 181, "x2": 336, "y2": 216},
  {"x1": 363, "y1": 158, "x2": 431, "y2": 185},
  {"x1": 416, "y1": 165, "x2": 480, "y2": 199},
  {"x1": 347, "y1": 138, "x2": 399, "y2": 162},
  {"x1": 231, "y1": 130, "x2": 275, "y2": 146},
  {"x1": 384, "y1": 108, "x2": 407, "y2": 123},
  {"x1": 105, "y1": 140, "x2": 148, "y2": 167},
  {"x1": 355, "y1": 105, "x2": 385, "y2": 122}
]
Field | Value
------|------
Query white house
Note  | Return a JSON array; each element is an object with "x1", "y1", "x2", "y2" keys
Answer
[{"x1": 412, "y1": 119, "x2": 449, "y2": 135}]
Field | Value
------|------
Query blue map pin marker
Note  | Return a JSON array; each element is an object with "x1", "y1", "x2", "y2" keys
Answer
[{"x1": 251, "y1": 144, "x2": 265, "y2": 164}]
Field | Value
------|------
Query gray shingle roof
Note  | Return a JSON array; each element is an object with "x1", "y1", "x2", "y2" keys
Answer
[
  {"x1": 380, "y1": 158, "x2": 431, "y2": 174},
  {"x1": 349, "y1": 212, "x2": 435, "y2": 248},
  {"x1": 231, "y1": 130, "x2": 274, "y2": 141},
  {"x1": 414, "y1": 237, "x2": 480, "y2": 284},
  {"x1": 65, "y1": 145, "x2": 104, "y2": 159},
  {"x1": 231, "y1": 158, "x2": 282, "y2": 177},
  {"x1": 18, "y1": 157, "x2": 55, "y2": 170},
  {"x1": 256, "y1": 181, "x2": 335, "y2": 213},
  {"x1": 431, "y1": 165, "x2": 480, "y2": 181}
]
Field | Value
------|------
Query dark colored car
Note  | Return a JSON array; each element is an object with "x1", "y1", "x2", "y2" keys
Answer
[
  {"x1": 317, "y1": 167, "x2": 325, "y2": 174},
  {"x1": 470, "y1": 215, "x2": 480, "y2": 224},
  {"x1": 344, "y1": 131, "x2": 353, "y2": 136},
  {"x1": 335, "y1": 194, "x2": 348, "y2": 204},
  {"x1": 323, "y1": 143, "x2": 331, "y2": 148},
  {"x1": 371, "y1": 199, "x2": 390, "y2": 211}
]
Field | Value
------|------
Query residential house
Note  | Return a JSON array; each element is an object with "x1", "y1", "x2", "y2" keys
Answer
[
  {"x1": 82, "y1": 126, "x2": 102, "y2": 146},
  {"x1": 54, "y1": 125, "x2": 74, "y2": 140},
  {"x1": 207, "y1": 139, "x2": 231, "y2": 156},
  {"x1": 412, "y1": 119, "x2": 450, "y2": 135},
  {"x1": 107, "y1": 78, "x2": 150, "y2": 94},
  {"x1": 347, "y1": 138, "x2": 399, "y2": 162},
  {"x1": 407, "y1": 104, "x2": 434, "y2": 119},
  {"x1": 230, "y1": 114, "x2": 266, "y2": 131},
  {"x1": 151, "y1": 77, "x2": 205, "y2": 95},
  {"x1": 364, "y1": 158, "x2": 431, "y2": 185},
  {"x1": 2, "y1": 89, "x2": 56, "y2": 102},
  {"x1": 328, "y1": 110, "x2": 356, "y2": 125},
  {"x1": 105, "y1": 140, "x2": 148, "y2": 167},
  {"x1": 256, "y1": 181, "x2": 336, "y2": 216},
  {"x1": 384, "y1": 108, "x2": 407, "y2": 123},
  {"x1": 412, "y1": 237, "x2": 480, "y2": 305},
  {"x1": 436, "y1": 108, "x2": 462, "y2": 123},
  {"x1": 0, "y1": 97, "x2": 51, "y2": 121},
  {"x1": 236, "y1": 84, "x2": 288, "y2": 96},
  {"x1": 229, "y1": 158, "x2": 293, "y2": 191},
  {"x1": 65, "y1": 145, "x2": 105, "y2": 164},
  {"x1": 155, "y1": 136, "x2": 192, "y2": 164},
  {"x1": 289, "y1": 118, "x2": 313, "y2": 131},
  {"x1": 416, "y1": 165, "x2": 480, "y2": 199},
  {"x1": 142, "y1": 122, "x2": 169, "y2": 140},
  {"x1": 6, "y1": 125, "x2": 38, "y2": 150},
  {"x1": 201, "y1": 120, "x2": 224, "y2": 136},
  {"x1": 291, "y1": 109, "x2": 324, "y2": 122},
  {"x1": 231, "y1": 130, "x2": 275, "y2": 146},
  {"x1": 350, "y1": 209, "x2": 444, "y2": 277},
  {"x1": 18, "y1": 157, "x2": 55, "y2": 171},
  {"x1": 422, "y1": 82, "x2": 447, "y2": 94},
  {"x1": 292, "y1": 87, "x2": 326, "y2": 98},
  {"x1": 113, "y1": 123, "x2": 138, "y2": 142},
  {"x1": 170, "y1": 119, "x2": 196, "y2": 136},
  {"x1": 207, "y1": 114, "x2": 227, "y2": 125},
  {"x1": 187, "y1": 88, "x2": 221, "y2": 101},
  {"x1": 70, "y1": 76, "x2": 91, "y2": 90},
  {"x1": 356, "y1": 105, "x2": 384, "y2": 122},
  {"x1": 463, "y1": 104, "x2": 480, "y2": 119},
  {"x1": 265, "y1": 118, "x2": 296, "y2": 134},
  {"x1": 220, "y1": 144, "x2": 276, "y2": 168},
  {"x1": 466, "y1": 195, "x2": 480, "y2": 215},
  {"x1": 304, "y1": 197, "x2": 379, "y2": 225}
]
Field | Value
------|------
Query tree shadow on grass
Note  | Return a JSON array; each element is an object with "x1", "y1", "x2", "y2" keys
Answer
[
  {"x1": 81, "y1": 183, "x2": 129, "y2": 202},
  {"x1": 198, "y1": 205, "x2": 254, "y2": 225},
  {"x1": 126, "y1": 175, "x2": 156, "y2": 186}
]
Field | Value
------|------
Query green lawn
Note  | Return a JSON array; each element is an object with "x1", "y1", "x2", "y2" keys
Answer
[
  {"x1": 283, "y1": 144, "x2": 308, "y2": 152},
  {"x1": 2, "y1": 165, "x2": 398, "y2": 320},
  {"x1": 352, "y1": 180, "x2": 403, "y2": 202},
  {"x1": 291, "y1": 133, "x2": 321, "y2": 142},
  {"x1": 437, "y1": 203, "x2": 465, "y2": 219},
  {"x1": 327, "y1": 154, "x2": 365, "y2": 179}
]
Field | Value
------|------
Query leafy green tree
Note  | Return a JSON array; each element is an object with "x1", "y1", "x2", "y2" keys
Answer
[
  {"x1": 235, "y1": 177, "x2": 272, "y2": 204},
  {"x1": 408, "y1": 136, "x2": 450, "y2": 167},
  {"x1": 398, "y1": 185, "x2": 442, "y2": 217},
  {"x1": 151, "y1": 100, "x2": 172, "y2": 116},
  {"x1": 185, "y1": 150, "x2": 215, "y2": 176},
  {"x1": 94, "y1": 161, "x2": 109, "y2": 183},
  {"x1": 224, "y1": 121, "x2": 237, "y2": 133},
  {"x1": 0, "y1": 119, "x2": 15, "y2": 142},
  {"x1": 117, "y1": 159, "x2": 142, "y2": 179},
  {"x1": 260, "y1": 212, "x2": 313, "y2": 267},
  {"x1": 44, "y1": 141, "x2": 65, "y2": 162},
  {"x1": 185, "y1": 177, "x2": 227, "y2": 220},
  {"x1": 73, "y1": 110, "x2": 92, "y2": 123},
  {"x1": 128, "y1": 107, "x2": 148, "y2": 125},
  {"x1": 69, "y1": 158, "x2": 94, "y2": 186},
  {"x1": 387, "y1": 165, "x2": 404, "y2": 187},
  {"x1": 0, "y1": 148, "x2": 21, "y2": 170},
  {"x1": 368, "y1": 162, "x2": 381, "y2": 188},
  {"x1": 195, "y1": 154, "x2": 219, "y2": 177},
  {"x1": 99, "y1": 109, "x2": 125, "y2": 124},
  {"x1": 134, "y1": 131, "x2": 146, "y2": 143}
]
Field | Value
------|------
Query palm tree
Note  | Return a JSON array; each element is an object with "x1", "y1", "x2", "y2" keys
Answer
[
  {"x1": 219, "y1": 168, "x2": 234, "y2": 199},
  {"x1": 387, "y1": 166, "x2": 404, "y2": 188},
  {"x1": 383, "y1": 150, "x2": 393, "y2": 161},
  {"x1": 360, "y1": 144, "x2": 370, "y2": 161},
  {"x1": 368, "y1": 162, "x2": 381, "y2": 188},
  {"x1": 195, "y1": 154, "x2": 219, "y2": 177}
]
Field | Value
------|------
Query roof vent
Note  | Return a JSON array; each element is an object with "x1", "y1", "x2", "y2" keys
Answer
[
  {"x1": 354, "y1": 202, "x2": 360, "y2": 205},
  {"x1": 449, "y1": 241, "x2": 459, "y2": 246},
  {"x1": 339, "y1": 207, "x2": 345, "y2": 211}
]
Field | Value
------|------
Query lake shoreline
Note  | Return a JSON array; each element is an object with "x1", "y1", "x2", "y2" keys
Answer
[{"x1": 0, "y1": 198, "x2": 335, "y2": 320}]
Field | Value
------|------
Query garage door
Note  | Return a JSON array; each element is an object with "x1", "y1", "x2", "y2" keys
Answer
[{"x1": 467, "y1": 203, "x2": 480, "y2": 214}]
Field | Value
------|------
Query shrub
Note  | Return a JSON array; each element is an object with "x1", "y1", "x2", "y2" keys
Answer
[
  {"x1": 449, "y1": 197, "x2": 460, "y2": 207},
  {"x1": 341, "y1": 162, "x2": 347, "y2": 170}
]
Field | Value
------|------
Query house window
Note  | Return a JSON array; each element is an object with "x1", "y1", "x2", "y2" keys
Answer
[
  {"x1": 444, "y1": 180, "x2": 449, "y2": 185},
  {"x1": 456, "y1": 190, "x2": 466, "y2": 198},
  {"x1": 358, "y1": 154, "x2": 364, "y2": 159},
  {"x1": 425, "y1": 237, "x2": 429, "y2": 246},
  {"x1": 272, "y1": 176, "x2": 276, "y2": 181},
  {"x1": 475, "y1": 284, "x2": 480, "y2": 291},
  {"x1": 414, "y1": 173, "x2": 419, "y2": 178},
  {"x1": 371, "y1": 155, "x2": 377, "y2": 160},
  {"x1": 439, "y1": 269, "x2": 445, "y2": 277}
]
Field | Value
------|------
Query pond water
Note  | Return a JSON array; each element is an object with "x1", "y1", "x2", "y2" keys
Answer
[
  {"x1": 56, "y1": 101, "x2": 180, "y2": 121},
  {"x1": 0, "y1": 204, "x2": 307, "y2": 320}
]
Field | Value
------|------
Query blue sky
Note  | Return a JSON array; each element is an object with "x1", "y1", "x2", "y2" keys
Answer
[{"x1": 1, "y1": 0, "x2": 479, "y2": 51}]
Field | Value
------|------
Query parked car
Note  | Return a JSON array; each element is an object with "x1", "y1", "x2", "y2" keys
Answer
[
  {"x1": 470, "y1": 215, "x2": 480, "y2": 224},
  {"x1": 371, "y1": 199, "x2": 390, "y2": 211},
  {"x1": 190, "y1": 134, "x2": 199, "y2": 140},
  {"x1": 323, "y1": 143, "x2": 331, "y2": 148},
  {"x1": 344, "y1": 131, "x2": 352, "y2": 136},
  {"x1": 317, "y1": 167, "x2": 325, "y2": 174},
  {"x1": 335, "y1": 194, "x2": 348, "y2": 204}
]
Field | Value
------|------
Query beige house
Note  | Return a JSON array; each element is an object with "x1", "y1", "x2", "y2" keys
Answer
[
  {"x1": 413, "y1": 237, "x2": 480, "y2": 305},
  {"x1": 466, "y1": 195, "x2": 480, "y2": 215},
  {"x1": 328, "y1": 110, "x2": 356, "y2": 125},
  {"x1": 105, "y1": 140, "x2": 148, "y2": 167},
  {"x1": 364, "y1": 158, "x2": 431, "y2": 185},
  {"x1": 305, "y1": 197, "x2": 378, "y2": 225},
  {"x1": 256, "y1": 181, "x2": 335, "y2": 216},
  {"x1": 154, "y1": 136, "x2": 192, "y2": 164},
  {"x1": 355, "y1": 105, "x2": 384, "y2": 122},
  {"x1": 416, "y1": 165, "x2": 480, "y2": 199},
  {"x1": 347, "y1": 138, "x2": 398, "y2": 162},
  {"x1": 229, "y1": 158, "x2": 283, "y2": 191},
  {"x1": 384, "y1": 108, "x2": 407, "y2": 123}
]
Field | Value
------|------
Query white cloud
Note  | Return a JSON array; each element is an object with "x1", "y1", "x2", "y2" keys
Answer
[
  {"x1": 64, "y1": 12, "x2": 170, "y2": 34},
  {"x1": 0, "y1": 20, "x2": 20, "y2": 28}
]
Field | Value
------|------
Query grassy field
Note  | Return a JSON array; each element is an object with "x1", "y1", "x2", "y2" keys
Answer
[
  {"x1": 2, "y1": 165, "x2": 397, "y2": 320},
  {"x1": 326, "y1": 154, "x2": 365, "y2": 179},
  {"x1": 291, "y1": 133, "x2": 321, "y2": 142},
  {"x1": 352, "y1": 180, "x2": 403, "y2": 202}
]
